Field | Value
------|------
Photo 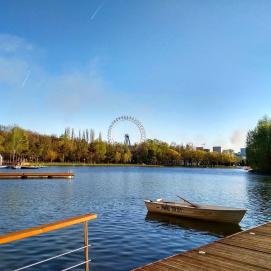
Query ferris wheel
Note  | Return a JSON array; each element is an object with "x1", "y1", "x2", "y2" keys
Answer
[{"x1": 107, "y1": 116, "x2": 146, "y2": 144}]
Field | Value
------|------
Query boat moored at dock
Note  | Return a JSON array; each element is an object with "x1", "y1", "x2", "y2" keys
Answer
[
  {"x1": 11, "y1": 165, "x2": 21, "y2": 169},
  {"x1": 21, "y1": 166, "x2": 41, "y2": 169},
  {"x1": 144, "y1": 198, "x2": 246, "y2": 224}
]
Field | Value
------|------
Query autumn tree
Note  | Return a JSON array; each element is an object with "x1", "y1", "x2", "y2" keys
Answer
[{"x1": 6, "y1": 127, "x2": 29, "y2": 162}]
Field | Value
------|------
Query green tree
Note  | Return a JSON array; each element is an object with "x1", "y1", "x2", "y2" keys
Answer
[
  {"x1": 122, "y1": 148, "x2": 132, "y2": 163},
  {"x1": 0, "y1": 134, "x2": 4, "y2": 153},
  {"x1": 246, "y1": 116, "x2": 271, "y2": 173},
  {"x1": 45, "y1": 150, "x2": 58, "y2": 162},
  {"x1": 165, "y1": 149, "x2": 181, "y2": 165},
  {"x1": 6, "y1": 127, "x2": 29, "y2": 162},
  {"x1": 114, "y1": 151, "x2": 122, "y2": 163},
  {"x1": 90, "y1": 140, "x2": 106, "y2": 163}
]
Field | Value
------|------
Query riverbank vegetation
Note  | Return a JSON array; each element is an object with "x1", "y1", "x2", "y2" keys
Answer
[
  {"x1": 0, "y1": 125, "x2": 239, "y2": 167},
  {"x1": 246, "y1": 116, "x2": 271, "y2": 173}
]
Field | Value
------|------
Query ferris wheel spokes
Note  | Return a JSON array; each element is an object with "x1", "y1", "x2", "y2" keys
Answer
[{"x1": 107, "y1": 116, "x2": 146, "y2": 144}]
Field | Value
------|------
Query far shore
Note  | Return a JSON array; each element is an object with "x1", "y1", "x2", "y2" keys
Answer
[
  {"x1": 29, "y1": 162, "x2": 244, "y2": 169},
  {"x1": 30, "y1": 162, "x2": 162, "y2": 167}
]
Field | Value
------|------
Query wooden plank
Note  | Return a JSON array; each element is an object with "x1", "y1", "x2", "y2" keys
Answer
[
  {"x1": 140, "y1": 262, "x2": 180, "y2": 271},
  {"x1": 0, "y1": 213, "x2": 97, "y2": 245},
  {"x1": 168, "y1": 255, "x2": 226, "y2": 271},
  {"x1": 180, "y1": 251, "x2": 267, "y2": 271},
  {"x1": 160, "y1": 258, "x2": 207, "y2": 271},
  {"x1": 219, "y1": 235, "x2": 271, "y2": 254},
  {"x1": 201, "y1": 242, "x2": 271, "y2": 269},
  {"x1": 225, "y1": 231, "x2": 271, "y2": 243},
  {"x1": 249, "y1": 226, "x2": 271, "y2": 235},
  {"x1": 0, "y1": 172, "x2": 74, "y2": 179},
  {"x1": 140, "y1": 262, "x2": 185, "y2": 271},
  {"x1": 132, "y1": 221, "x2": 271, "y2": 271},
  {"x1": 0, "y1": 172, "x2": 74, "y2": 176}
]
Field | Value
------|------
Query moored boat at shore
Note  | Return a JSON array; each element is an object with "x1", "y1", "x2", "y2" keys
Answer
[
  {"x1": 144, "y1": 198, "x2": 246, "y2": 224},
  {"x1": 10, "y1": 165, "x2": 21, "y2": 169},
  {"x1": 21, "y1": 166, "x2": 40, "y2": 169}
]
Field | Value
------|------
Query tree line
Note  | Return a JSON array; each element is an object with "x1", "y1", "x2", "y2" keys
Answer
[
  {"x1": 246, "y1": 116, "x2": 271, "y2": 173},
  {"x1": 0, "y1": 125, "x2": 240, "y2": 166}
]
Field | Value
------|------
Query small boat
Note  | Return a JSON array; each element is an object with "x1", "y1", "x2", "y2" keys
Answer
[
  {"x1": 0, "y1": 165, "x2": 7, "y2": 169},
  {"x1": 21, "y1": 166, "x2": 40, "y2": 169},
  {"x1": 11, "y1": 165, "x2": 21, "y2": 169},
  {"x1": 144, "y1": 196, "x2": 246, "y2": 224}
]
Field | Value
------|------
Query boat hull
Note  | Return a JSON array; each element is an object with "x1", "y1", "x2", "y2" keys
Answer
[
  {"x1": 21, "y1": 166, "x2": 40, "y2": 169},
  {"x1": 144, "y1": 200, "x2": 246, "y2": 224}
]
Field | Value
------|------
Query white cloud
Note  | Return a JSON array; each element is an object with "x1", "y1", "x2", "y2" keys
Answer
[
  {"x1": 0, "y1": 34, "x2": 33, "y2": 53},
  {"x1": 0, "y1": 33, "x2": 114, "y2": 120},
  {"x1": 46, "y1": 67, "x2": 108, "y2": 113},
  {"x1": 0, "y1": 34, "x2": 34, "y2": 88},
  {"x1": 0, "y1": 57, "x2": 29, "y2": 86},
  {"x1": 230, "y1": 129, "x2": 247, "y2": 149}
]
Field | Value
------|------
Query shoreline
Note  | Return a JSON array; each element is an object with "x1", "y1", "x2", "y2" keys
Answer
[{"x1": 29, "y1": 162, "x2": 243, "y2": 169}]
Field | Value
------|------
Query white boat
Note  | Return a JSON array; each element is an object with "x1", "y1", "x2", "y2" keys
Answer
[
  {"x1": 0, "y1": 166, "x2": 7, "y2": 169},
  {"x1": 11, "y1": 165, "x2": 21, "y2": 169},
  {"x1": 144, "y1": 198, "x2": 246, "y2": 224}
]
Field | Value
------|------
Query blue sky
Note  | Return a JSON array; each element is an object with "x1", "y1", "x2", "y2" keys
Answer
[{"x1": 0, "y1": 0, "x2": 271, "y2": 150}]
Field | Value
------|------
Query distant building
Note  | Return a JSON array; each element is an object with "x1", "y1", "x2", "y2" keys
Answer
[
  {"x1": 0, "y1": 154, "x2": 2, "y2": 166},
  {"x1": 223, "y1": 149, "x2": 235, "y2": 155},
  {"x1": 213, "y1": 146, "x2": 222, "y2": 153},
  {"x1": 196, "y1": 147, "x2": 210, "y2": 152}
]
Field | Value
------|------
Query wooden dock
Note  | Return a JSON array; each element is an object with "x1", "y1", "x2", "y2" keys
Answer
[
  {"x1": 133, "y1": 221, "x2": 271, "y2": 271},
  {"x1": 0, "y1": 172, "x2": 74, "y2": 179}
]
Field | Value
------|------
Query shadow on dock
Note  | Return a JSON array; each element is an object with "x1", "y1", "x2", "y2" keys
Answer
[{"x1": 145, "y1": 212, "x2": 242, "y2": 237}]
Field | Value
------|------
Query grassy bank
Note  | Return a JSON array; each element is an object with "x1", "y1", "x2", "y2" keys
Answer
[
  {"x1": 29, "y1": 162, "x2": 240, "y2": 169},
  {"x1": 30, "y1": 162, "x2": 163, "y2": 167}
]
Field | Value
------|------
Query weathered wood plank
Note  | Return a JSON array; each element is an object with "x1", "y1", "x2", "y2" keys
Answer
[
  {"x1": 202, "y1": 242, "x2": 271, "y2": 269},
  {"x1": 168, "y1": 255, "x2": 228, "y2": 271},
  {"x1": 159, "y1": 259, "x2": 206, "y2": 271},
  {"x1": 248, "y1": 226, "x2": 271, "y2": 235},
  {"x1": 180, "y1": 251, "x2": 268, "y2": 271},
  {"x1": 132, "y1": 221, "x2": 271, "y2": 271},
  {"x1": 0, "y1": 172, "x2": 74, "y2": 179},
  {"x1": 219, "y1": 235, "x2": 271, "y2": 254},
  {"x1": 225, "y1": 231, "x2": 271, "y2": 243},
  {"x1": 170, "y1": 256, "x2": 225, "y2": 271}
]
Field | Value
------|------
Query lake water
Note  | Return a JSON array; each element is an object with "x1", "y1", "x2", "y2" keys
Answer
[{"x1": 0, "y1": 167, "x2": 270, "y2": 270}]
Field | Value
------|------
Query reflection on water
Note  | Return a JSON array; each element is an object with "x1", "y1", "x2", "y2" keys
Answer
[
  {"x1": 0, "y1": 167, "x2": 270, "y2": 271},
  {"x1": 246, "y1": 174, "x2": 271, "y2": 220},
  {"x1": 145, "y1": 212, "x2": 241, "y2": 237}
]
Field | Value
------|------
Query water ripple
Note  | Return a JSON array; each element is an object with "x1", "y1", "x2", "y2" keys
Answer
[{"x1": 0, "y1": 167, "x2": 270, "y2": 270}]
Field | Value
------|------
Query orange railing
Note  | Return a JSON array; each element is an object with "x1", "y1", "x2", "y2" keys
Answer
[{"x1": 0, "y1": 213, "x2": 97, "y2": 271}]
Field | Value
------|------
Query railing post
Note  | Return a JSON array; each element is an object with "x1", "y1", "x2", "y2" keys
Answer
[{"x1": 84, "y1": 221, "x2": 89, "y2": 271}]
